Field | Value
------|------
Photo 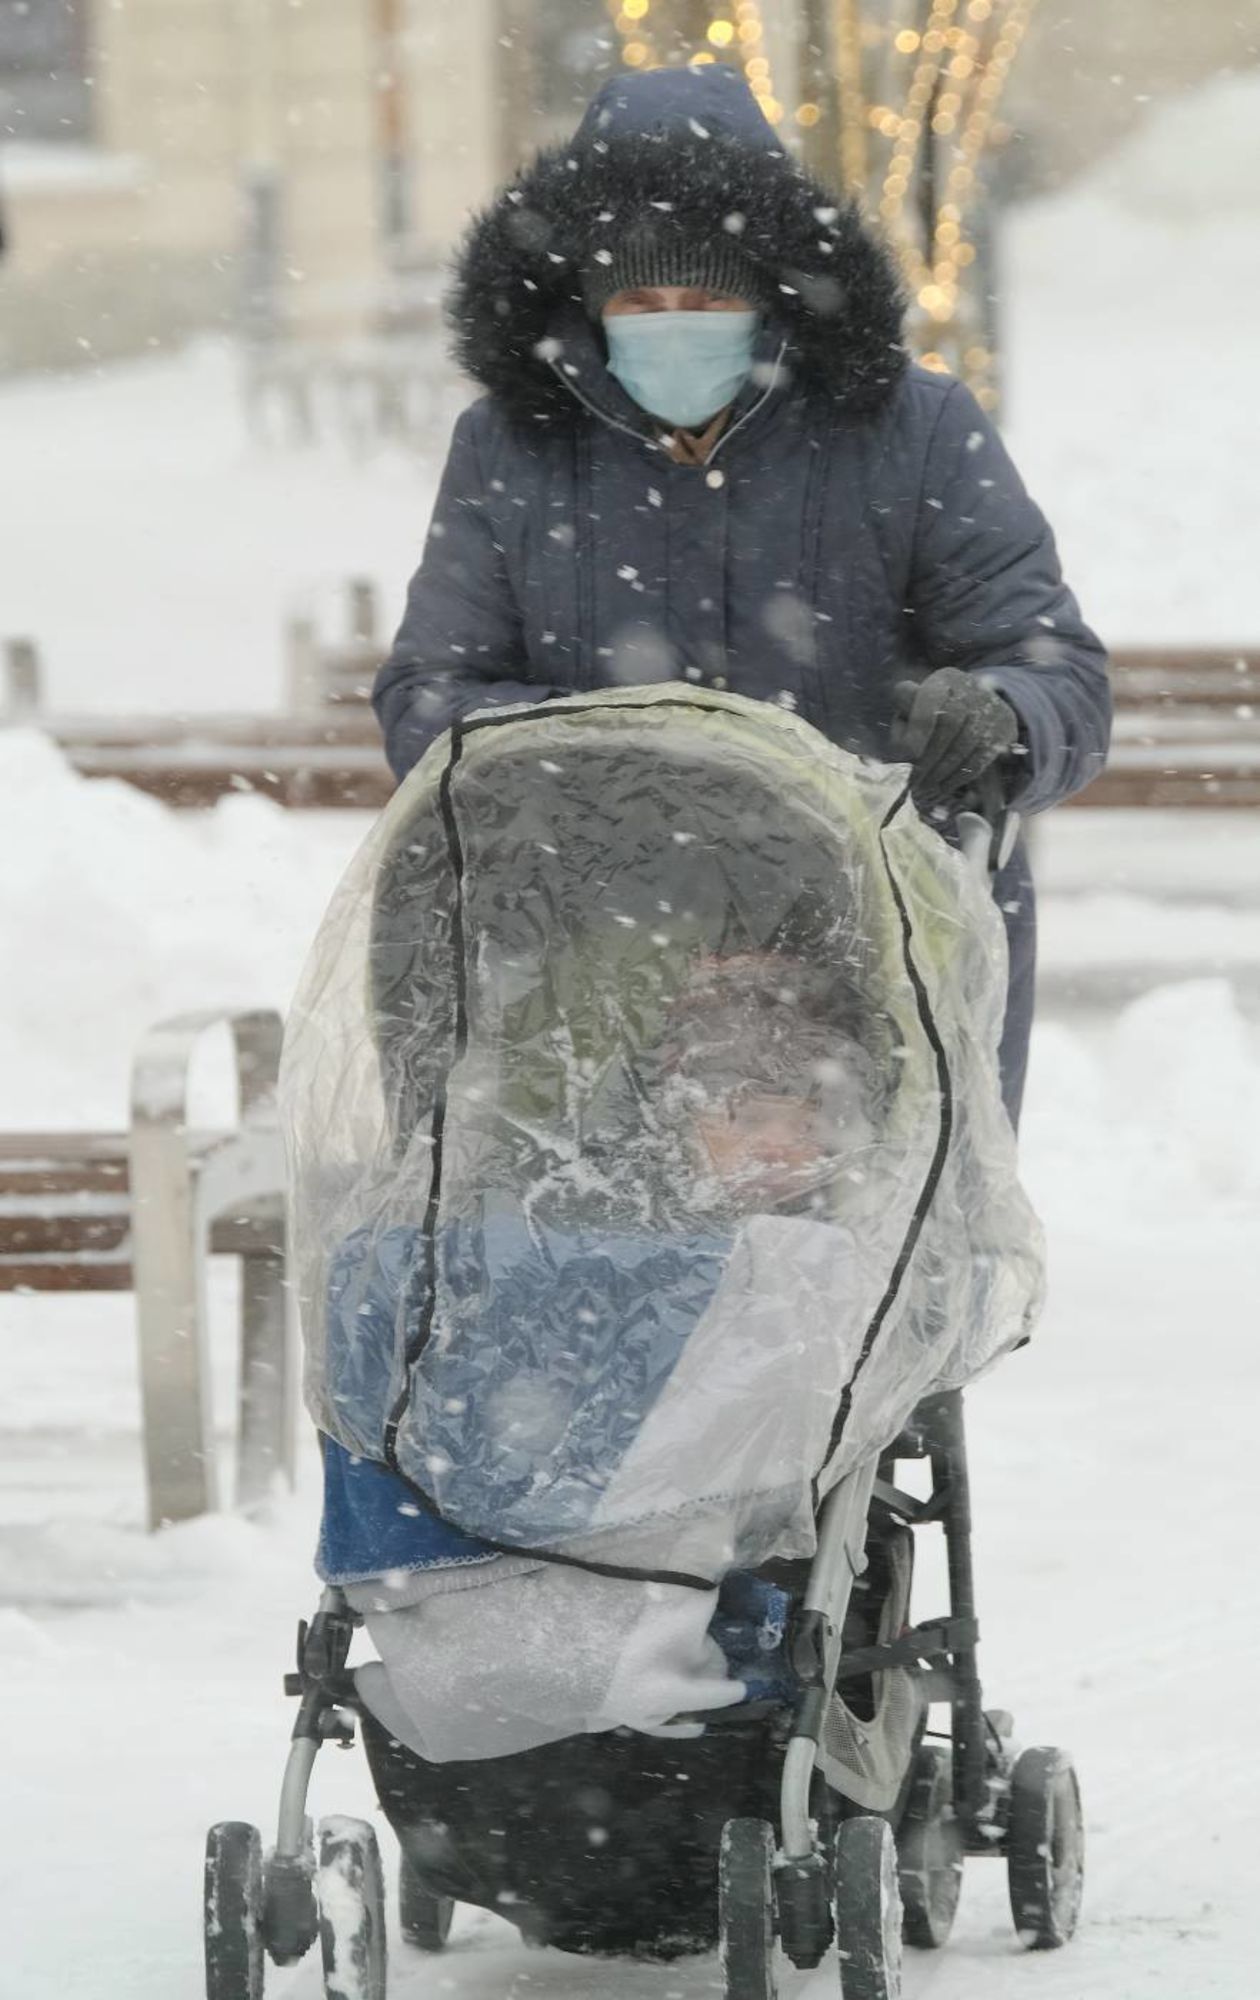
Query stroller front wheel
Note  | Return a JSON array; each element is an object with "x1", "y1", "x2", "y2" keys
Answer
[
  {"x1": 835, "y1": 1815, "x2": 903, "y2": 2000},
  {"x1": 1007, "y1": 1746, "x2": 1084, "y2": 1948},
  {"x1": 204, "y1": 1821, "x2": 265, "y2": 2000},
  {"x1": 316, "y1": 1816, "x2": 387, "y2": 2000},
  {"x1": 719, "y1": 1817, "x2": 779, "y2": 2000}
]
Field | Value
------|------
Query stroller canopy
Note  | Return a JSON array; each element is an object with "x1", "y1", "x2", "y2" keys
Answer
[{"x1": 282, "y1": 687, "x2": 1043, "y2": 1585}]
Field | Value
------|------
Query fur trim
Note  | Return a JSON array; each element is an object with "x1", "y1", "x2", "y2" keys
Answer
[{"x1": 447, "y1": 131, "x2": 908, "y2": 429}]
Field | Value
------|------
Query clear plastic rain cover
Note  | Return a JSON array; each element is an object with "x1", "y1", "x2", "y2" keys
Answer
[{"x1": 282, "y1": 687, "x2": 1044, "y2": 1586}]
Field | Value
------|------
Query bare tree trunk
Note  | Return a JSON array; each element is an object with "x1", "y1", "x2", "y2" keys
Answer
[
  {"x1": 497, "y1": 0, "x2": 537, "y2": 169},
  {"x1": 797, "y1": 0, "x2": 838, "y2": 180}
]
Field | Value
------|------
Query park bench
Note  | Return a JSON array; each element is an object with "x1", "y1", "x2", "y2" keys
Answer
[
  {"x1": 0, "y1": 1009, "x2": 294, "y2": 1530},
  {"x1": 5, "y1": 611, "x2": 1259, "y2": 808}
]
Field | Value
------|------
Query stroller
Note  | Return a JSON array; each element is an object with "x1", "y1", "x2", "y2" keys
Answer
[{"x1": 204, "y1": 686, "x2": 1084, "y2": 1999}]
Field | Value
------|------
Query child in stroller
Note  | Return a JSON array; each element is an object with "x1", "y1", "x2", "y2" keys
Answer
[{"x1": 204, "y1": 686, "x2": 1084, "y2": 1999}]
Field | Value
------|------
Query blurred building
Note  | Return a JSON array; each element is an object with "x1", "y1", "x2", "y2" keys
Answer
[{"x1": 0, "y1": 0, "x2": 1255, "y2": 373}]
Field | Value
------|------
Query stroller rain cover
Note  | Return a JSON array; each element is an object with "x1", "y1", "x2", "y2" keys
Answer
[{"x1": 282, "y1": 687, "x2": 1044, "y2": 1588}]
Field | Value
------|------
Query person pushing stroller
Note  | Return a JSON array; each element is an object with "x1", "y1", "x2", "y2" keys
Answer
[
  {"x1": 373, "y1": 60, "x2": 1111, "y2": 1128},
  {"x1": 209, "y1": 63, "x2": 1095, "y2": 2000}
]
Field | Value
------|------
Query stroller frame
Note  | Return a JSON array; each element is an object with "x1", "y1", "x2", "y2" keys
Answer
[
  {"x1": 263, "y1": 1391, "x2": 1017, "y2": 1965},
  {"x1": 781, "y1": 1389, "x2": 992, "y2": 1860}
]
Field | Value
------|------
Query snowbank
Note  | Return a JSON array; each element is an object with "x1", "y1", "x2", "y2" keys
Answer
[
  {"x1": 0, "y1": 339, "x2": 441, "y2": 715},
  {"x1": 1001, "y1": 72, "x2": 1260, "y2": 645},
  {"x1": 0, "y1": 729, "x2": 362, "y2": 1126},
  {"x1": 1086, "y1": 70, "x2": 1260, "y2": 220}
]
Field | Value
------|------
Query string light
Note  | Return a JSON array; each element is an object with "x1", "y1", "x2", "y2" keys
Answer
[
  {"x1": 600, "y1": 1, "x2": 1037, "y2": 402},
  {"x1": 857, "y1": 0, "x2": 1039, "y2": 396},
  {"x1": 606, "y1": 0, "x2": 660, "y2": 70},
  {"x1": 833, "y1": 0, "x2": 867, "y2": 194},
  {"x1": 605, "y1": 2, "x2": 784, "y2": 126}
]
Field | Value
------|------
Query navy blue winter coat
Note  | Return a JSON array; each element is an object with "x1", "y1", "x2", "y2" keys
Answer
[{"x1": 373, "y1": 67, "x2": 1111, "y2": 1120}]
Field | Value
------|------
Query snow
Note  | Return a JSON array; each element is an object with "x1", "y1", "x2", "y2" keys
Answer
[
  {"x1": 0, "y1": 344, "x2": 439, "y2": 716},
  {"x1": 2, "y1": 72, "x2": 1260, "y2": 2000},
  {"x1": 0, "y1": 142, "x2": 147, "y2": 193},
  {"x1": 1001, "y1": 75, "x2": 1260, "y2": 648}
]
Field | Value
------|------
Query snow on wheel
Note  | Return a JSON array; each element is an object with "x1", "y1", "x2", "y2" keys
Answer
[
  {"x1": 896, "y1": 1744, "x2": 963, "y2": 1950},
  {"x1": 835, "y1": 1815, "x2": 902, "y2": 2000},
  {"x1": 316, "y1": 1815, "x2": 387, "y2": 2000},
  {"x1": 1007, "y1": 1746, "x2": 1084, "y2": 1949},
  {"x1": 204, "y1": 1821, "x2": 264, "y2": 2000},
  {"x1": 398, "y1": 1852, "x2": 454, "y2": 1951},
  {"x1": 719, "y1": 1817, "x2": 779, "y2": 2000}
]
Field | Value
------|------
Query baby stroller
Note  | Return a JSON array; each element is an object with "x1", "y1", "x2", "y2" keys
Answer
[{"x1": 204, "y1": 687, "x2": 1084, "y2": 1998}]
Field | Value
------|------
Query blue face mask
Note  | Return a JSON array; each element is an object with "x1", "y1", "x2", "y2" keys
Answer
[{"x1": 603, "y1": 310, "x2": 759, "y2": 430}]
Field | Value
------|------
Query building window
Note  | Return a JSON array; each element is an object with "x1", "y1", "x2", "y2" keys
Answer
[{"x1": 0, "y1": 0, "x2": 92, "y2": 145}]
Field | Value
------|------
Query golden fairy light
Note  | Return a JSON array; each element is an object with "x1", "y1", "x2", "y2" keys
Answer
[
  {"x1": 606, "y1": 0, "x2": 784, "y2": 126},
  {"x1": 853, "y1": 0, "x2": 1039, "y2": 401},
  {"x1": 603, "y1": 1, "x2": 1038, "y2": 403},
  {"x1": 832, "y1": 0, "x2": 866, "y2": 195}
]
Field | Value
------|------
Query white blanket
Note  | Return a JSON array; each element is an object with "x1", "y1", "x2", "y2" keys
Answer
[{"x1": 348, "y1": 1558, "x2": 742, "y2": 1764}]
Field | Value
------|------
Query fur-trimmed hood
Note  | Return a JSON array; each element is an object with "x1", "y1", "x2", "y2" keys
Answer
[{"x1": 447, "y1": 66, "x2": 908, "y2": 430}]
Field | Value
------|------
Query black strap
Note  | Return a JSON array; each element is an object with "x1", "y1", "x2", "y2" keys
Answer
[{"x1": 833, "y1": 1615, "x2": 980, "y2": 1682}]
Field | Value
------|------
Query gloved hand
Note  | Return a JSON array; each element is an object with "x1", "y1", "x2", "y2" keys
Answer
[{"x1": 892, "y1": 668, "x2": 1020, "y2": 811}]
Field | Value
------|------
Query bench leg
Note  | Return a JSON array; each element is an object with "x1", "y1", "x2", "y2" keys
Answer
[
  {"x1": 131, "y1": 1141, "x2": 217, "y2": 1528},
  {"x1": 236, "y1": 1246, "x2": 296, "y2": 1511}
]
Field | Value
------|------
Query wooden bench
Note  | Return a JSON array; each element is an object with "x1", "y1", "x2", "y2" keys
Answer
[
  {"x1": 0, "y1": 1010, "x2": 294, "y2": 1529},
  {"x1": 7, "y1": 624, "x2": 1260, "y2": 809}
]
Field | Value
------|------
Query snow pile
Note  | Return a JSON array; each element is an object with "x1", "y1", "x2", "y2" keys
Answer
[
  {"x1": 1087, "y1": 70, "x2": 1260, "y2": 220},
  {"x1": 1000, "y1": 69, "x2": 1260, "y2": 646},
  {"x1": 0, "y1": 729, "x2": 362, "y2": 1126},
  {"x1": 0, "y1": 339, "x2": 440, "y2": 715},
  {"x1": 1024, "y1": 980, "x2": 1260, "y2": 1228}
]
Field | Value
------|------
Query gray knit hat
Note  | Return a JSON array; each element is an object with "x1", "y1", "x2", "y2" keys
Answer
[{"x1": 581, "y1": 222, "x2": 772, "y2": 318}]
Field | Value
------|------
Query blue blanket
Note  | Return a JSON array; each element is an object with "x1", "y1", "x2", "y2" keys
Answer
[{"x1": 323, "y1": 1200, "x2": 731, "y2": 1546}]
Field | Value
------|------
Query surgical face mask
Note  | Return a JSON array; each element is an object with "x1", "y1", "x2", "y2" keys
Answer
[{"x1": 603, "y1": 310, "x2": 759, "y2": 430}]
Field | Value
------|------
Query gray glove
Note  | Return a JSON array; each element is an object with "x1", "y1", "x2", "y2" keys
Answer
[{"x1": 893, "y1": 669, "x2": 1020, "y2": 811}]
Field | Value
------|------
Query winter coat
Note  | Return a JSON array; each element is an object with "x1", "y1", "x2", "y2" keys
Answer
[{"x1": 372, "y1": 66, "x2": 1111, "y2": 1119}]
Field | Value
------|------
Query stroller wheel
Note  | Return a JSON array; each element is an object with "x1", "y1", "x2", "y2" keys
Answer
[
  {"x1": 316, "y1": 1816, "x2": 387, "y2": 2000},
  {"x1": 204, "y1": 1821, "x2": 264, "y2": 2000},
  {"x1": 719, "y1": 1817, "x2": 778, "y2": 2000},
  {"x1": 1007, "y1": 1747, "x2": 1084, "y2": 1949},
  {"x1": 896, "y1": 1744, "x2": 963, "y2": 1950},
  {"x1": 398, "y1": 1853, "x2": 454, "y2": 1951},
  {"x1": 835, "y1": 1816, "x2": 903, "y2": 2000}
]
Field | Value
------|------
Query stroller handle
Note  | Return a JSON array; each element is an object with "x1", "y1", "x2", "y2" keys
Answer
[{"x1": 953, "y1": 765, "x2": 1020, "y2": 879}]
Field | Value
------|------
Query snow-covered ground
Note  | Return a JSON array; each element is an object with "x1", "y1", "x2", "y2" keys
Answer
[{"x1": 2, "y1": 73, "x2": 1259, "y2": 2000}]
